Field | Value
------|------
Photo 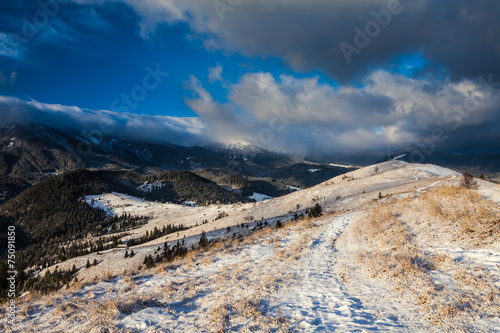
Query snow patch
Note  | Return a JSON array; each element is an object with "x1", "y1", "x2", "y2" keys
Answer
[
  {"x1": 249, "y1": 192, "x2": 273, "y2": 202},
  {"x1": 82, "y1": 194, "x2": 116, "y2": 217},
  {"x1": 137, "y1": 182, "x2": 166, "y2": 192},
  {"x1": 413, "y1": 164, "x2": 460, "y2": 177},
  {"x1": 308, "y1": 168, "x2": 321, "y2": 173},
  {"x1": 5, "y1": 138, "x2": 15, "y2": 148},
  {"x1": 287, "y1": 185, "x2": 302, "y2": 191},
  {"x1": 329, "y1": 163, "x2": 360, "y2": 168},
  {"x1": 392, "y1": 153, "x2": 407, "y2": 160}
]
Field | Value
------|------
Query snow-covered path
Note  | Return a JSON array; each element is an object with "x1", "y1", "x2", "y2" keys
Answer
[{"x1": 280, "y1": 213, "x2": 406, "y2": 332}]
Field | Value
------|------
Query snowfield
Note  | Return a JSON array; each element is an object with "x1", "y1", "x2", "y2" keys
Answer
[
  {"x1": 4, "y1": 161, "x2": 500, "y2": 332},
  {"x1": 279, "y1": 213, "x2": 407, "y2": 332},
  {"x1": 249, "y1": 192, "x2": 273, "y2": 202}
]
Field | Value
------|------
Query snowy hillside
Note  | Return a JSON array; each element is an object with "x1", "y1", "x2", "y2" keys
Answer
[{"x1": 4, "y1": 161, "x2": 500, "y2": 332}]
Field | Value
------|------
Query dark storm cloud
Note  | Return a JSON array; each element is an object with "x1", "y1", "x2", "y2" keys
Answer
[
  {"x1": 74, "y1": 0, "x2": 499, "y2": 82},
  {"x1": 2, "y1": 0, "x2": 499, "y2": 155},
  {"x1": 192, "y1": 0, "x2": 500, "y2": 83},
  {"x1": 184, "y1": 70, "x2": 500, "y2": 154}
]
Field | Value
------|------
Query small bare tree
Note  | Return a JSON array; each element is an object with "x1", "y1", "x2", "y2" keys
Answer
[{"x1": 460, "y1": 172, "x2": 478, "y2": 190}]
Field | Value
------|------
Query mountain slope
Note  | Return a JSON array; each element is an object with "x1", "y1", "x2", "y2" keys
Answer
[
  {"x1": 0, "y1": 124, "x2": 352, "y2": 204},
  {"x1": 0, "y1": 168, "x2": 248, "y2": 273},
  {"x1": 386, "y1": 145, "x2": 500, "y2": 178},
  {"x1": 5, "y1": 161, "x2": 500, "y2": 332}
]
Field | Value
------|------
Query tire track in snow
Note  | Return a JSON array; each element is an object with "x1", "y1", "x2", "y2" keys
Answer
[{"x1": 280, "y1": 213, "x2": 406, "y2": 332}]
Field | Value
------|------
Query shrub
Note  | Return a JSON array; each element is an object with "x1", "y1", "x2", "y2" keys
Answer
[
  {"x1": 460, "y1": 172, "x2": 478, "y2": 190},
  {"x1": 308, "y1": 203, "x2": 323, "y2": 218}
]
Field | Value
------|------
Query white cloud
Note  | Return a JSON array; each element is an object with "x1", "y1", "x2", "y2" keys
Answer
[
  {"x1": 0, "y1": 95, "x2": 205, "y2": 145},
  {"x1": 71, "y1": 0, "x2": 500, "y2": 83},
  {"x1": 1, "y1": 68, "x2": 499, "y2": 155},
  {"x1": 0, "y1": 32, "x2": 24, "y2": 60},
  {"x1": 208, "y1": 65, "x2": 222, "y2": 83},
  {"x1": 184, "y1": 70, "x2": 500, "y2": 154}
]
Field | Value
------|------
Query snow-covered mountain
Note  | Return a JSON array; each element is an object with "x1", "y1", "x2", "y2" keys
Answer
[
  {"x1": 200, "y1": 140, "x2": 303, "y2": 167},
  {"x1": 0, "y1": 124, "x2": 352, "y2": 203},
  {"x1": 7, "y1": 160, "x2": 500, "y2": 332}
]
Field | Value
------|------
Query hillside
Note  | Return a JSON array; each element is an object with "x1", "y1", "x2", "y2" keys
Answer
[
  {"x1": 2, "y1": 161, "x2": 500, "y2": 332},
  {"x1": 0, "y1": 169, "x2": 248, "y2": 278},
  {"x1": 0, "y1": 123, "x2": 349, "y2": 204},
  {"x1": 385, "y1": 146, "x2": 500, "y2": 180}
]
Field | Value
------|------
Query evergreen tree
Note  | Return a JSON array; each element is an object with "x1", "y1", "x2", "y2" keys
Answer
[
  {"x1": 199, "y1": 231, "x2": 209, "y2": 248},
  {"x1": 308, "y1": 203, "x2": 323, "y2": 218}
]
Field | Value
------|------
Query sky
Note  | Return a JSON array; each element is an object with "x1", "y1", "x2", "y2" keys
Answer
[{"x1": 0, "y1": 0, "x2": 499, "y2": 156}]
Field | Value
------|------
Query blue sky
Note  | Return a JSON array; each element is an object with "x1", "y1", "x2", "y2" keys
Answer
[
  {"x1": 1, "y1": 0, "x2": 499, "y2": 155},
  {"x1": 0, "y1": 1, "x2": 427, "y2": 117},
  {"x1": 0, "y1": 1, "x2": 316, "y2": 118}
]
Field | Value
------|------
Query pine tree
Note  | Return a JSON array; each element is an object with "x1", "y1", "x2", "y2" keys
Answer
[
  {"x1": 85, "y1": 259, "x2": 91, "y2": 268},
  {"x1": 124, "y1": 250, "x2": 129, "y2": 258},
  {"x1": 308, "y1": 203, "x2": 323, "y2": 218},
  {"x1": 199, "y1": 231, "x2": 209, "y2": 248}
]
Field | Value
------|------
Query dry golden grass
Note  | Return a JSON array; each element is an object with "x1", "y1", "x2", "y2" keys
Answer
[
  {"x1": 351, "y1": 205, "x2": 433, "y2": 283},
  {"x1": 422, "y1": 186, "x2": 500, "y2": 242},
  {"x1": 344, "y1": 186, "x2": 500, "y2": 330},
  {"x1": 10, "y1": 211, "x2": 328, "y2": 333}
]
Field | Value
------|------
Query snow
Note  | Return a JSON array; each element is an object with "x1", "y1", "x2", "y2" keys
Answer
[
  {"x1": 121, "y1": 308, "x2": 168, "y2": 331},
  {"x1": 329, "y1": 163, "x2": 360, "y2": 168},
  {"x1": 220, "y1": 140, "x2": 254, "y2": 150},
  {"x1": 182, "y1": 201, "x2": 198, "y2": 207},
  {"x1": 137, "y1": 181, "x2": 166, "y2": 192},
  {"x1": 287, "y1": 185, "x2": 302, "y2": 191},
  {"x1": 82, "y1": 194, "x2": 117, "y2": 217},
  {"x1": 5, "y1": 138, "x2": 14, "y2": 148},
  {"x1": 280, "y1": 213, "x2": 406, "y2": 331},
  {"x1": 308, "y1": 168, "x2": 321, "y2": 173},
  {"x1": 432, "y1": 246, "x2": 500, "y2": 283},
  {"x1": 477, "y1": 180, "x2": 500, "y2": 205},
  {"x1": 249, "y1": 192, "x2": 273, "y2": 202},
  {"x1": 11, "y1": 161, "x2": 500, "y2": 333},
  {"x1": 392, "y1": 153, "x2": 406, "y2": 160},
  {"x1": 413, "y1": 164, "x2": 460, "y2": 177}
]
